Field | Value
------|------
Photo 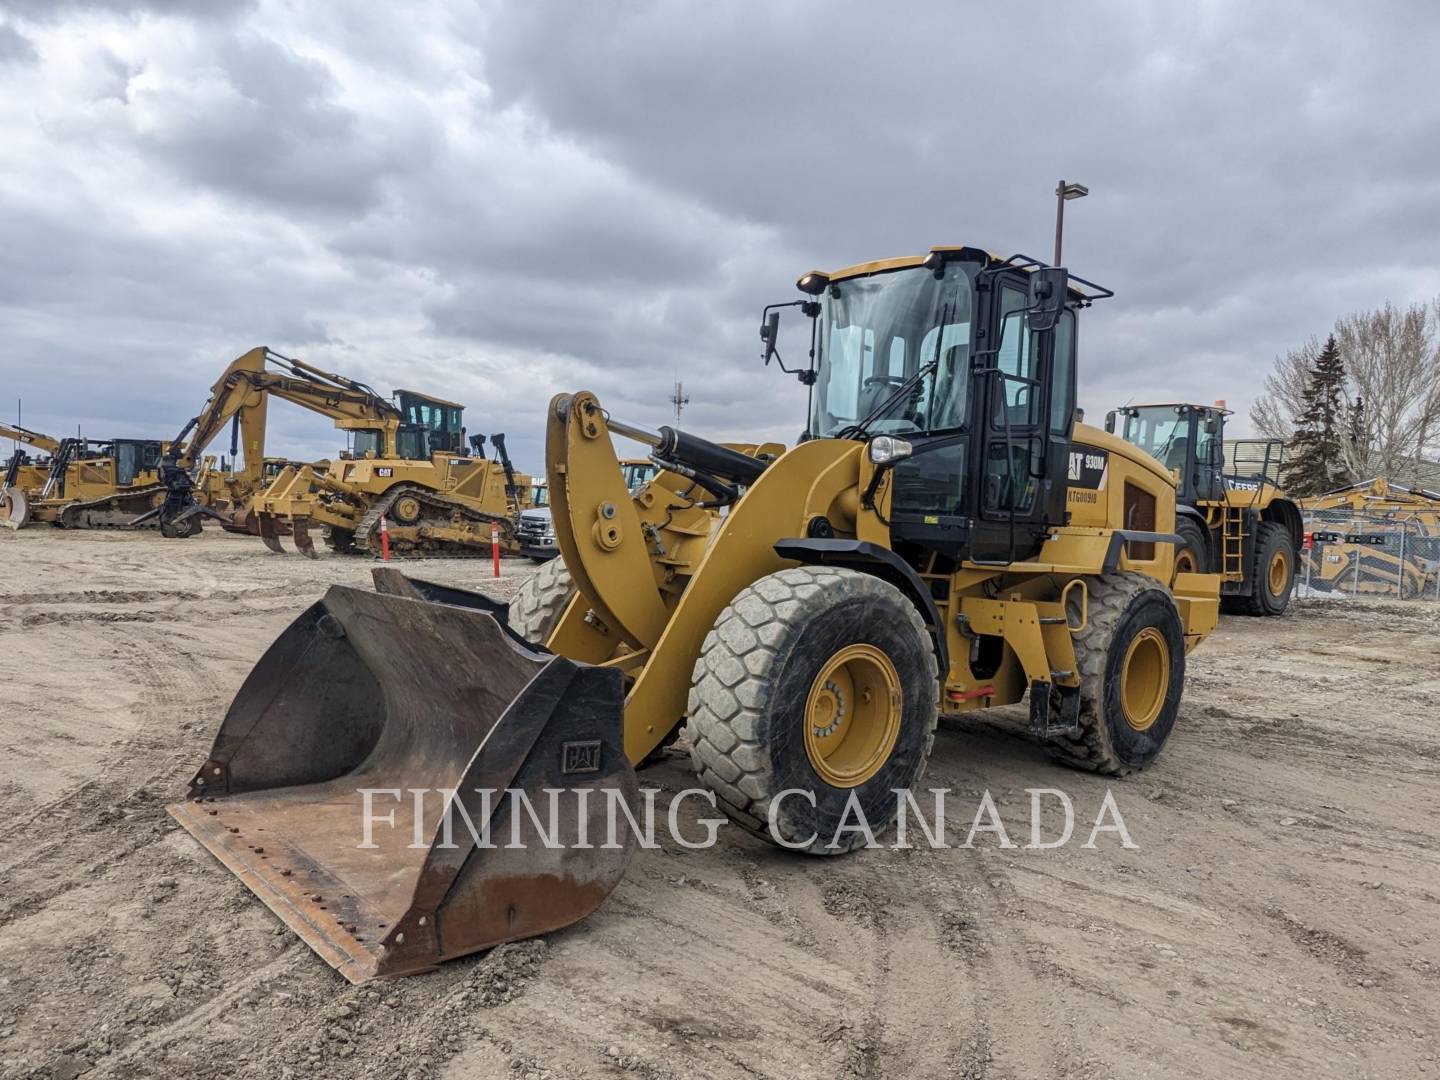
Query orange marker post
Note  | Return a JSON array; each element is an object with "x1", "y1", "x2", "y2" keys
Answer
[
  {"x1": 491, "y1": 523, "x2": 501, "y2": 578},
  {"x1": 380, "y1": 515, "x2": 391, "y2": 562}
]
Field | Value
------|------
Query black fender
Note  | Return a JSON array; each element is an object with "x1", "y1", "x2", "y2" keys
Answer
[
  {"x1": 1262, "y1": 497, "x2": 1304, "y2": 555},
  {"x1": 1176, "y1": 503, "x2": 1213, "y2": 566},
  {"x1": 774, "y1": 538, "x2": 948, "y2": 676}
]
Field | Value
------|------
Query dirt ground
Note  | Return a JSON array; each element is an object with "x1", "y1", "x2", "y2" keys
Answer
[{"x1": 0, "y1": 528, "x2": 1437, "y2": 1080}]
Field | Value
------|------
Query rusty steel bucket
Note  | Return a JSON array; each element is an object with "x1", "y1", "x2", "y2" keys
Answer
[{"x1": 168, "y1": 569, "x2": 637, "y2": 983}]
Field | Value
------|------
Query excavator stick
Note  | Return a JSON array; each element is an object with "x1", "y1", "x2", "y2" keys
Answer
[
  {"x1": 257, "y1": 512, "x2": 286, "y2": 554},
  {"x1": 167, "y1": 570, "x2": 637, "y2": 983},
  {"x1": 0, "y1": 485, "x2": 29, "y2": 530},
  {"x1": 292, "y1": 515, "x2": 319, "y2": 559}
]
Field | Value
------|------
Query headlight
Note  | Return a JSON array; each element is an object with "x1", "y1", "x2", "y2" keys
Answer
[{"x1": 868, "y1": 436, "x2": 913, "y2": 465}]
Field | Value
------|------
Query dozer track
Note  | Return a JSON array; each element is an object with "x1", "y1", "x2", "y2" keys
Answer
[
  {"x1": 354, "y1": 482, "x2": 516, "y2": 559},
  {"x1": 57, "y1": 485, "x2": 189, "y2": 531}
]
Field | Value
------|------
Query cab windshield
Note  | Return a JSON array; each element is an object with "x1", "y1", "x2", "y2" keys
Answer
[
  {"x1": 1120, "y1": 407, "x2": 1191, "y2": 471},
  {"x1": 810, "y1": 261, "x2": 975, "y2": 438}
]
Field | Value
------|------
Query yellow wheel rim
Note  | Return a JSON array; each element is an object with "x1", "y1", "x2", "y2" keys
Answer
[
  {"x1": 393, "y1": 495, "x2": 422, "y2": 522},
  {"x1": 803, "y1": 643, "x2": 902, "y2": 788},
  {"x1": 1267, "y1": 548, "x2": 1289, "y2": 596},
  {"x1": 1120, "y1": 627, "x2": 1169, "y2": 732}
]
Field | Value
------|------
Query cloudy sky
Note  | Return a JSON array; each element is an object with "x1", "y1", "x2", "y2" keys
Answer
[{"x1": 2, "y1": 1, "x2": 1438, "y2": 470}]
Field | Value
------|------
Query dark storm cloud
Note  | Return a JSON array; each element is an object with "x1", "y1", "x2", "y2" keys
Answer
[{"x1": 3, "y1": 0, "x2": 1440, "y2": 472}]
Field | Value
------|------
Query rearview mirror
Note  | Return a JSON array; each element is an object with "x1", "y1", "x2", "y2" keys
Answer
[
  {"x1": 1104, "y1": 409, "x2": 1116, "y2": 434},
  {"x1": 760, "y1": 311, "x2": 780, "y2": 366},
  {"x1": 1026, "y1": 267, "x2": 1069, "y2": 332}
]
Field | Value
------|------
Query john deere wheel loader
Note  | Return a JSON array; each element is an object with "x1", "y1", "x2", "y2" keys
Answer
[
  {"x1": 1108, "y1": 403, "x2": 1303, "y2": 615},
  {"x1": 170, "y1": 246, "x2": 1219, "y2": 983}
]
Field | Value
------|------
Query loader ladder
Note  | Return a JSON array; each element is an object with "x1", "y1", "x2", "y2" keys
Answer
[{"x1": 1222, "y1": 506, "x2": 1247, "y2": 580}]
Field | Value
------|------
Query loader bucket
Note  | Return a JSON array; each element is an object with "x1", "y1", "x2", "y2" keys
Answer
[
  {"x1": 168, "y1": 574, "x2": 637, "y2": 983},
  {"x1": 0, "y1": 485, "x2": 29, "y2": 530}
]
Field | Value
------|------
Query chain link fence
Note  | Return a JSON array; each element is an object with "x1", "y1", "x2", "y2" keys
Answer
[{"x1": 1299, "y1": 508, "x2": 1440, "y2": 601}]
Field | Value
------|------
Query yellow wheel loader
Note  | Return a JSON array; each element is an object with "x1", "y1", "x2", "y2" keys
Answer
[
  {"x1": 1107, "y1": 404, "x2": 1303, "y2": 615},
  {"x1": 171, "y1": 246, "x2": 1220, "y2": 983}
]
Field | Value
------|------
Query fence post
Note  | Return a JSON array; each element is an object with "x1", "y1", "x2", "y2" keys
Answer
[
  {"x1": 1397, "y1": 523, "x2": 1408, "y2": 599},
  {"x1": 1351, "y1": 514, "x2": 1361, "y2": 597}
]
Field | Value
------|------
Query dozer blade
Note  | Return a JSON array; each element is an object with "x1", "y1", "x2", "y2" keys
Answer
[
  {"x1": 292, "y1": 516, "x2": 319, "y2": 559},
  {"x1": 258, "y1": 512, "x2": 286, "y2": 554},
  {"x1": 0, "y1": 486, "x2": 29, "y2": 530},
  {"x1": 168, "y1": 575, "x2": 636, "y2": 983}
]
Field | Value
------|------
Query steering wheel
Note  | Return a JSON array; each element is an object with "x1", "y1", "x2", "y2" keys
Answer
[{"x1": 863, "y1": 375, "x2": 908, "y2": 390}]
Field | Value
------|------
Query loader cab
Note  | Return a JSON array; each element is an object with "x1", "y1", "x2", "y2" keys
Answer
[
  {"x1": 1107, "y1": 404, "x2": 1226, "y2": 504},
  {"x1": 111, "y1": 439, "x2": 163, "y2": 487},
  {"x1": 396, "y1": 390, "x2": 466, "y2": 457},
  {"x1": 802, "y1": 248, "x2": 1103, "y2": 564}
]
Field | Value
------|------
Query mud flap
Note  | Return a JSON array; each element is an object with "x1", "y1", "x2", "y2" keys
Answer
[
  {"x1": 258, "y1": 513, "x2": 286, "y2": 553},
  {"x1": 0, "y1": 485, "x2": 29, "y2": 530},
  {"x1": 168, "y1": 576, "x2": 636, "y2": 983}
]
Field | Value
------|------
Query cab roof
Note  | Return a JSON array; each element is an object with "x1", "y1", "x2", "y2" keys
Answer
[
  {"x1": 805, "y1": 246, "x2": 1110, "y2": 303},
  {"x1": 393, "y1": 388, "x2": 466, "y2": 411}
]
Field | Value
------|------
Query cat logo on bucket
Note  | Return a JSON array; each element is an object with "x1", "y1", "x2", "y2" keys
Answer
[{"x1": 562, "y1": 740, "x2": 602, "y2": 774}]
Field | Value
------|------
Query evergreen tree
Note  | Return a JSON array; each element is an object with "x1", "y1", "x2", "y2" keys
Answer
[{"x1": 1282, "y1": 335, "x2": 1349, "y2": 496}]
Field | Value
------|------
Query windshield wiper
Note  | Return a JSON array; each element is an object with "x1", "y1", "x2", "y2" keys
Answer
[{"x1": 836, "y1": 299, "x2": 953, "y2": 441}]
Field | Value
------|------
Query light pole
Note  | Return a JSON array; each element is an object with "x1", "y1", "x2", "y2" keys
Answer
[{"x1": 1053, "y1": 180, "x2": 1089, "y2": 266}]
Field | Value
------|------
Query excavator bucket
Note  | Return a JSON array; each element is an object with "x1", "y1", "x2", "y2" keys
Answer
[
  {"x1": 0, "y1": 485, "x2": 29, "y2": 530},
  {"x1": 168, "y1": 570, "x2": 637, "y2": 983},
  {"x1": 292, "y1": 515, "x2": 319, "y2": 558}
]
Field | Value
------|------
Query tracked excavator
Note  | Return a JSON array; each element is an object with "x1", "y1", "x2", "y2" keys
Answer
[{"x1": 171, "y1": 245, "x2": 1220, "y2": 983}]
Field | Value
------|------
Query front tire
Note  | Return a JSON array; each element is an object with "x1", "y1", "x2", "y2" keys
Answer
[
  {"x1": 1236, "y1": 521, "x2": 1294, "y2": 616},
  {"x1": 686, "y1": 567, "x2": 938, "y2": 854},
  {"x1": 509, "y1": 556, "x2": 578, "y2": 646},
  {"x1": 1047, "y1": 571, "x2": 1186, "y2": 776}
]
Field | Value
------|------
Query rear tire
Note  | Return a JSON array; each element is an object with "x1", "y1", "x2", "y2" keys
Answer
[
  {"x1": 686, "y1": 567, "x2": 938, "y2": 854},
  {"x1": 1046, "y1": 571, "x2": 1186, "y2": 776},
  {"x1": 1237, "y1": 521, "x2": 1294, "y2": 616},
  {"x1": 509, "y1": 556, "x2": 577, "y2": 646}
]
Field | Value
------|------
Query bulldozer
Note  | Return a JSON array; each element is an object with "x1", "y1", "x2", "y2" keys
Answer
[
  {"x1": 1107, "y1": 403, "x2": 1303, "y2": 615},
  {"x1": 1, "y1": 430, "x2": 191, "y2": 531},
  {"x1": 146, "y1": 347, "x2": 529, "y2": 554},
  {"x1": 170, "y1": 246, "x2": 1220, "y2": 983},
  {"x1": 251, "y1": 399, "x2": 532, "y2": 558}
]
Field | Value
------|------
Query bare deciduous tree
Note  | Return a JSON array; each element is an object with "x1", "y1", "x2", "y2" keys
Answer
[{"x1": 1251, "y1": 299, "x2": 1440, "y2": 486}]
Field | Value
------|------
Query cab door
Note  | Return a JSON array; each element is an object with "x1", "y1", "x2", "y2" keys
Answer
[{"x1": 969, "y1": 278, "x2": 1072, "y2": 563}]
